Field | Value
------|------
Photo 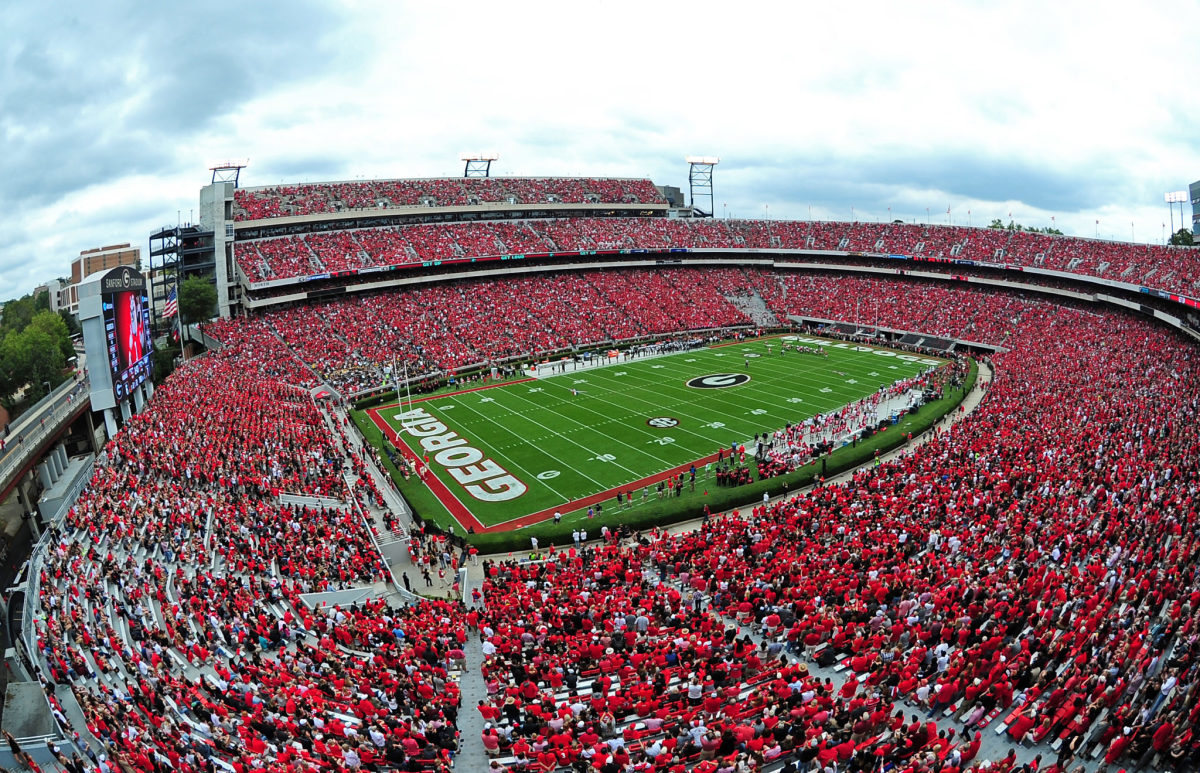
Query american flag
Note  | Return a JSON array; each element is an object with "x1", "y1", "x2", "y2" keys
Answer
[{"x1": 164, "y1": 287, "x2": 178, "y2": 318}]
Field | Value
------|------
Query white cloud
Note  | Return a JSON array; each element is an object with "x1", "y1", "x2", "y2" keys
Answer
[{"x1": 3, "y1": 0, "x2": 1199, "y2": 300}]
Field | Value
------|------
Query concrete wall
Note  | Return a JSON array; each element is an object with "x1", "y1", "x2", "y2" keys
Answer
[{"x1": 199, "y1": 182, "x2": 236, "y2": 318}]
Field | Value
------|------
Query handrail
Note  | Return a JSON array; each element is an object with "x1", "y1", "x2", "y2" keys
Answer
[{"x1": 0, "y1": 379, "x2": 89, "y2": 485}]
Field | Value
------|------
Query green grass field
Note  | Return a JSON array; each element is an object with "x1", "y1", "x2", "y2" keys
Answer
[{"x1": 360, "y1": 335, "x2": 944, "y2": 534}]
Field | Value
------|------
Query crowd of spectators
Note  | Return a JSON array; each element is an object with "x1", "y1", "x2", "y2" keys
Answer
[
  {"x1": 33, "y1": 316, "x2": 467, "y2": 772},
  {"x1": 27, "y1": 265, "x2": 1200, "y2": 773},
  {"x1": 257, "y1": 268, "x2": 757, "y2": 394},
  {"x1": 471, "y1": 292, "x2": 1200, "y2": 772},
  {"x1": 238, "y1": 266, "x2": 1069, "y2": 397},
  {"x1": 232, "y1": 178, "x2": 666, "y2": 220},
  {"x1": 233, "y1": 217, "x2": 1200, "y2": 299}
]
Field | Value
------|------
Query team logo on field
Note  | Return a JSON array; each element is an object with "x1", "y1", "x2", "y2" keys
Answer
[
  {"x1": 686, "y1": 373, "x2": 751, "y2": 389},
  {"x1": 647, "y1": 417, "x2": 680, "y2": 428}
]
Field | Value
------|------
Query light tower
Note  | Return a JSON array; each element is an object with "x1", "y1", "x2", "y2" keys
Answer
[
  {"x1": 686, "y1": 156, "x2": 719, "y2": 217},
  {"x1": 208, "y1": 159, "x2": 248, "y2": 187},
  {"x1": 461, "y1": 152, "x2": 499, "y2": 178},
  {"x1": 1165, "y1": 191, "x2": 1188, "y2": 241}
]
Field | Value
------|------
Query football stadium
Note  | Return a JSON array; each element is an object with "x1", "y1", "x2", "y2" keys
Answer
[{"x1": 3, "y1": 160, "x2": 1199, "y2": 773}]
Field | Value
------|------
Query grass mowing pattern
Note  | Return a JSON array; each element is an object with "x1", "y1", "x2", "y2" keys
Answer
[{"x1": 357, "y1": 336, "x2": 945, "y2": 536}]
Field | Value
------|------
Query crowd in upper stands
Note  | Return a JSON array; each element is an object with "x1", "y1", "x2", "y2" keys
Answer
[
  {"x1": 232, "y1": 216, "x2": 1200, "y2": 299},
  {"x1": 26, "y1": 258, "x2": 1200, "y2": 773},
  {"x1": 233, "y1": 178, "x2": 666, "y2": 220}
]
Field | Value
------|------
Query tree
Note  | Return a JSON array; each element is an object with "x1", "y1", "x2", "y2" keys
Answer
[
  {"x1": 1, "y1": 295, "x2": 35, "y2": 334},
  {"x1": 152, "y1": 343, "x2": 177, "y2": 385},
  {"x1": 986, "y1": 219, "x2": 1061, "y2": 236},
  {"x1": 0, "y1": 331, "x2": 21, "y2": 405},
  {"x1": 28, "y1": 310, "x2": 73, "y2": 361},
  {"x1": 1169, "y1": 228, "x2": 1194, "y2": 247},
  {"x1": 177, "y1": 275, "x2": 218, "y2": 325},
  {"x1": 59, "y1": 309, "x2": 81, "y2": 337},
  {"x1": 0, "y1": 327, "x2": 65, "y2": 405}
]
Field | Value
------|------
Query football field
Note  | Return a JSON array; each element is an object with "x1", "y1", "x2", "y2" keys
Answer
[{"x1": 362, "y1": 335, "x2": 944, "y2": 532}]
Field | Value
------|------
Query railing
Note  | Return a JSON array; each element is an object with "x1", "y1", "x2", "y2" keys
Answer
[
  {"x1": 0, "y1": 379, "x2": 90, "y2": 486},
  {"x1": 12, "y1": 459, "x2": 101, "y2": 755},
  {"x1": 278, "y1": 492, "x2": 349, "y2": 511},
  {"x1": 343, "y1": 471, "x2": 403, "y2": 594},
  {"x1": 37, "y1": 458, "x2": 94, "y2": 527},
  {"x1": 189, "y1": 323, "x2": 225, "y2": 352}
]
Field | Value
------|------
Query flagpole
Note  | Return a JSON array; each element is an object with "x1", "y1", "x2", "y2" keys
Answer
[{"x1": 173, "y1": 283, "x2": 185, "y2": 360}]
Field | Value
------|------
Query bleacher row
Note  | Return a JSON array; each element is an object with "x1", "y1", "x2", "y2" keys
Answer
[
  {"x1": 232, "y1": 178, "x2": 666, "y2": 221},
  {"x1": 28, "y1": 269, "x2": 1200, "y2": 772},
  {"x1": 232, "y1": 216, "x2": 1200, "y2": 299}
]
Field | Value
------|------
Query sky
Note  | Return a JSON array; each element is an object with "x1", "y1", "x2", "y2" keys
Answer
[{"x1": 2, "y1": 0, "x2": 1199, "y2": 302}]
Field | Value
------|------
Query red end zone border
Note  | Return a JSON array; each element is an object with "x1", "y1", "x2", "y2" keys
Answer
[{"x1": 365, "y1": 379, "x2": 724, "y2": 534}]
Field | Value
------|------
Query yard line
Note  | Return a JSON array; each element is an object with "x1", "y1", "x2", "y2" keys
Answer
[
  {"x1": 560, "y1": 369, "x2": 779, "y2": 440},
  {"x1": 535, "y1": 378, "x2": 761, "y2": 451},
  {"x1": 493, "y1": 385, "x2": 679, "y2": 474},
  {"x1": 570, "y1": 350, "x2": 925, "y2": 448},
  {"x1": 571, "y1": 362, "x2": 795, "y2": 428},
  {"x1": 603, "y1": 346, "x2": 875, "y2": 404},
  {"x1": 439, "y1": 393, "x2": 589, "y2": 499},
  {"x1": 614, "y1": 346, "x2": 924, "y2": 410},
  {"x1": 581, "y1": 359, "x2": 849, "y2": 429},
  {"x1": 716, "y1": 348, "x2": 926, "y2": 401}
]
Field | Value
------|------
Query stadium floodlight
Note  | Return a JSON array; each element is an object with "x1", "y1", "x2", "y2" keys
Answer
[
  {"x1": 208, "y1": 159, "x2": 249, "y2": 186},
  {"x1": 461, "y1": 152, "x2": 499, "y2": 178},
  {"x1": 1166, "y1": 191, "x2": 1189, "y2": 238},
  {"x1": 686, "y1": 156, "x2": 720, "y2": 218},
  {"x1": 208, "y1": 158, "x2": 250, "y2": 171}
]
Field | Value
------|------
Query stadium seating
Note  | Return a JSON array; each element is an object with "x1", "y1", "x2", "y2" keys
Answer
[
  {"x1": 233, "y1": 217, "x2": 1200, "y2": 301},
  {"x1": 257, "y1": 268, "x2": 756, "y2": 394},
  {"x1": 233, "y1": 177, "x2": 667, "y2": 220},
  {"x1": 29, "y1": 264, "x2": 1200, "y2": 771},
  {"x1": 470, "y1": 290, "x2": 1200, "y2": 772},
  {"x1": 34, "y1": 323, "x2": 466, "y2": 772}
]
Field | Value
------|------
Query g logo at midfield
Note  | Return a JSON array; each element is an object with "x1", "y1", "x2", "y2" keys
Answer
[{"x1": 687, "y1": 373, "x2": 751, "y2": 389}]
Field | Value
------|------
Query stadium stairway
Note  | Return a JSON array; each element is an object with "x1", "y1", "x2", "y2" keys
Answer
[
  {"x1": 454, "y1": 631, "x2": 492, "y2": 772},
  {"x1": 317, "y1": 401, "x2": 426, "y2": 595},
  {"x1": 723, "y1": 290, "x2": 779, "y2": 327}
]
